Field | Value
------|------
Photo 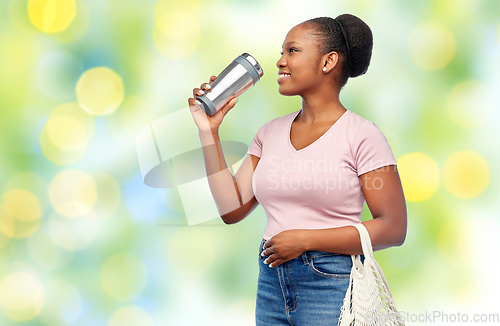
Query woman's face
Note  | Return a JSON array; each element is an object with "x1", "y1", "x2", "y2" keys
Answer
[{"x1": 276, "y1": 23, "x2": 325, "y2": 96}]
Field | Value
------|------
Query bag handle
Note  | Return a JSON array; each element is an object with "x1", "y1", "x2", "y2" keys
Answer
[{"x1": 352, "y1": 223, "x2": 374, "y2": 260}]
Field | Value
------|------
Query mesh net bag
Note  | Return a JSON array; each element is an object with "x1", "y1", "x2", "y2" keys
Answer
[{"x1": 338, "y1": 223, "x2": 405, "y2": 326}]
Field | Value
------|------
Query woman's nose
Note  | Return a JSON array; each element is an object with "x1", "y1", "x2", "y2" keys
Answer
[{"x1": 276, "y1": 57, "x2": 286, "y2": 68}]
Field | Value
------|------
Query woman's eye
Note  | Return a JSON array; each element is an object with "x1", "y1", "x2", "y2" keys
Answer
[{"x1": 280, "y1": 48, "x2": 298, "y2": 55}]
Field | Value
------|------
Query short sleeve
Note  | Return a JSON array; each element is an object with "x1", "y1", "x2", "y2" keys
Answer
[
  {"x1": 353, "y1": 120, "x2": 397, "y2": 176},
  {"x1": 247, "y1": 119, "x2": 274, "y2": 158}
]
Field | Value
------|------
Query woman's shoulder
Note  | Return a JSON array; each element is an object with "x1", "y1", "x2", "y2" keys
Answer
[
  {"x1": 257, "y1": 109, "x2": 300, "y2": 131},
  {"x1": 274, "y1": 109, "x2": 301, "y2": 123},
  {"x1": 343, "y1": 110, "x2": 390, "y2": 148},
  {"x1": 344, "y1": 109, "x2": 385, "y2": 133},
  {"x1": 343, "y1": 109, "x2": 371, "y2": 127}
]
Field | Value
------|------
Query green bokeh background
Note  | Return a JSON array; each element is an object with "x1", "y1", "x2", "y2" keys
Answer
[{"x1": 1, "y1": 0, "x2": 499, "y2": 325}]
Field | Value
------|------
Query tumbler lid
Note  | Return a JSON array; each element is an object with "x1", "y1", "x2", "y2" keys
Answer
[{"x1": 234, "y1": 53, "x2": 264, "y2": 84}]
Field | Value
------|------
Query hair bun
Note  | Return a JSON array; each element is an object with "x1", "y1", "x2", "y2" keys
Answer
[{"x1": 335, "y1": 14, "x2": 373, "y2": 78}]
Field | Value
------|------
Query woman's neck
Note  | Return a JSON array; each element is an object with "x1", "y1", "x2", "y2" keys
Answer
[{"x1": 299, "y1": 91, "x2": 346, "y2": 125}]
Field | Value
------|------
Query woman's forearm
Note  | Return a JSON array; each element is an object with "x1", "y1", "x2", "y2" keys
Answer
[
  {"x1": 198, "y1": 130, "x2": 244, "y2": 219},
  {"x1": 301, "y1": 216, "x2": 406, "y2": 255}
]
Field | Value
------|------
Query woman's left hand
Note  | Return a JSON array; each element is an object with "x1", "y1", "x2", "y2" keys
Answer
[{"x1": 262, "y1": 229, "x2": 307, "y2": 268}]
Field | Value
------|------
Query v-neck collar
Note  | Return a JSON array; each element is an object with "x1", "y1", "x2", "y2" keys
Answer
[{"x1": 288, "y1": 109, "x2": 349, "y2": 153}]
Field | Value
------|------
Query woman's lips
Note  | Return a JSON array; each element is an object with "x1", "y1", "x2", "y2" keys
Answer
[{"x1": 277, "y1": 73, "x2": 291, "y2": 83}]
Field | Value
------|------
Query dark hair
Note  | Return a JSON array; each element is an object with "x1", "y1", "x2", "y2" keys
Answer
[{"x1": 304, "y1": 14, "x2": 373, "y2": 89}]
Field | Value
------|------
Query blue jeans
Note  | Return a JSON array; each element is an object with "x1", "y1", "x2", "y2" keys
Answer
[{"x1": 255, "y1": 238, "x2": 365, "y2": 325}]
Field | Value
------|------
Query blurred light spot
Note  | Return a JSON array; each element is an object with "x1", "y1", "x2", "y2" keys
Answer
[
  {"x1": 457, "y1": 222, "x2": 474, "y2": 265},
  {"x1": 100, "y1": 253, "x2": 147, "y2": 301},
  {"x1": 0, "y1": 31, "x2": 37, "y2": 105},
  {"x1": 8, "y1": 0, "x2": 38, "y2": 35},
  {"x1": 223, "y1": 299, "x2": 255, "y2": 326},
  {"x1": 35, "y1": 51, "x2": 83, "y2": 101},
  {"x1": 408, "y1": 22, "x2": 455, "y2": 70},
  {"x1": 10, "y1": 0, "x2": 90, "y2": 42},
  {"x1": 397, "y1": 152, "x2": 440, "y2": 202},
  {"x1": 153, "y1": 9, "x2": 201, "y2": 59},
  {"x1": 466, "y1": 217, "x2": 500, "y2": 307},
  {"x1": 48, "y1": 101, "x2": 96, "y2": 133},
  {"x1": 443, "y1": 150, "x2": 489, "y2": 199},
  {"x1": 40, "y1": 103, "x2": 94, "y2": 165},
  {"x1": 47, "y1": 116, "x2": 89, "y2": 151},
  {"x1": 28, "y1": 228, "x2": 73, "y2": 270},
  {"x1": 91, "y1": 173, "x2": 121, "y2": 219},
  {"x1": 76, "y1": 67, "x2": 124, "y2": 116},
  {"x1": 4, "y1": 172, "x2": 50, "y2": 213},
  {"x1": 0, "y1": 207, "x2": 12, "y2": 247},
  {"x1": 49, "y1": 169, "x2": 97, "y2": 218},
  {"x1": 40, "y1": 126, "x2": 85, "y2": 165},
  {"x1": 119, "y1": 95, "x2": 156, "y2": 136},
  {"x1": 0, "y1": 203, "x2": 41, "y2": 239},
  {"x1": 446, "y1": 80, "x2": 494, "y2": 129},
  {"x1": 156, "y1": 10, "x2": 198, "y2": 40},
  {"x1": 0, "y1": 262, "x2": 39, "y2": 277},
  {"x1": 27, "y1": 0, "x2": 76, "y2": 34},
  {"x1": 0, "y1": 231, "x2": 9, "y2": 249},
  {"x1": 433, "y1": 0, "x2": 480, "y2": 24},
  {"x1": 1, "y1": 188, "x2": 43, "y2": 239},
  {"x1": 455, "y1": 283, "x2": 479, "y2": 307},
  {"x1": 38, "y1": 279, "x2": 82, "y2": 326},
  {"x1": 108, "y1": 306, "x2": 154, "y2": 326},
  {"x1": 437, "y1": 219, "x2": 473, "y2": 266},
  {"x1": 44, "y1": 0, "x2": 90, "y2": 43},
  {"x1": 153, "y1": 0, "x2": 201, "y2": 20},
  {"x1": 166, "y1": 229, "x2": 215, "y2": 276},
  {"x1": 0, "y1": 272, "x2": 44, "y2": 321},
  {"x1": 48, "y1": 211, "x2": 98, "y2": 251},
  {"x1": 0, "y1": 204, "x2": 16, "y2": 238},
  {"x1": 3, "y1": 189, "x2": 42, "y2": 221}
]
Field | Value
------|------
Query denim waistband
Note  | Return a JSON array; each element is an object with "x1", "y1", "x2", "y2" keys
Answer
[{"x1": 260, "y1": 238, "x2": 349, "y2": 266}]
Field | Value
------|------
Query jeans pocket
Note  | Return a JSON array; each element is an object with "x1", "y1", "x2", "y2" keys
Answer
[
  {"x1": 258, "y1": 240, "x2": 265, "y2": 261},
  {"x1": 309, "y1": 254, "x2": 352, "y2": 279}
]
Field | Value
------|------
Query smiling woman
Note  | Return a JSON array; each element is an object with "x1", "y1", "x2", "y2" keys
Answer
[{"x1": 187, "y1": 13, "x2": 407, "y2": 326}]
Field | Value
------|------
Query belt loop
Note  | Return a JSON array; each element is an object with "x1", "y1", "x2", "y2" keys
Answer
[{"x1": 301, "y1": 251, "x2": 309, "y2": 265}]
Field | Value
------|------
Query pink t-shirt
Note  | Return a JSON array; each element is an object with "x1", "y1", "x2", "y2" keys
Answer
[{"x1": 247, "y1": 109, "x2": 397, "y2": 240}]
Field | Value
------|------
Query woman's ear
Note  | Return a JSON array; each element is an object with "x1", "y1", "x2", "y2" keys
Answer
[{"x1": 325, "y1": 51, "x2": 339, "y2": 70}]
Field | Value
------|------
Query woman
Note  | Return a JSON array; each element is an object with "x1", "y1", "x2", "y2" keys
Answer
[{"x1": 188, "y1": 14, "x2": 407, "y2": 326}]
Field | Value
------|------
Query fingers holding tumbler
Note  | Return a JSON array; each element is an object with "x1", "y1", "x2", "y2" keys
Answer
[
  {"x1": 201, "y1": 76, "x2": 216, "y2": 92},
  {"x1": 196, "y1": 53, "x2": 263, "y2": 117}
]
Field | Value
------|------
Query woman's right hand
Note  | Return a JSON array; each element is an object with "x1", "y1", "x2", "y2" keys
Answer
[{"x1": 188, "y1": 75, "x2": 238, "y2": 133}]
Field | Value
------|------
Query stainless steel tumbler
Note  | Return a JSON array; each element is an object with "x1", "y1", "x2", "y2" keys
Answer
[{"x1": 196, "y1": 53, "x2": 264, "y2": 116}]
